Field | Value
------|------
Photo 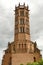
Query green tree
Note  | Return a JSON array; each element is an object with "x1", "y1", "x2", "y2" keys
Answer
[
  {"x1": 31, "y1": 62, "x2": 39, "y2": 65},
  {"x1": 38, "y1": 60, "x2": 43, "y2": 65},
  {"x1": 26, "y1": 63, "x2": 32, "y2": 65},
  {"x1": 20, "y1": 64, "x2": 24, "y2": 65},
  {"x1": 20, "y1": 60, "x2": 43, "y2": 65}
]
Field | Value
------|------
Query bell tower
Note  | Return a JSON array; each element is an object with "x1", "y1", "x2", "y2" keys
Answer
[
  {"x1": 14, "y1": 3, "x2": 30, "y2": 42},
  {"x1": 2, "y1": 3, "x2": 42, "y2": 65}
]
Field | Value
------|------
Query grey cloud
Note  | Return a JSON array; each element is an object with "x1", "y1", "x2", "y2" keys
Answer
[
  {"x1": 30, "y1": 5, "x2": 43, "y2": 41},
  {"x1": 0, "y1": 0, "x2": 43, "y2": 50},
  {"x1": 0, "y1": 4, "x2": 14, "y2": 48},
  {"x1": 0, "y1": 49, "x2": 5, "y2": 65},
  {"x1": 0, "y1": 0, "x2": 43, "y2": 65}
]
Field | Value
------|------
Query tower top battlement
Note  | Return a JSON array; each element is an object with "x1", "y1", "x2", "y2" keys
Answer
[{"x1": 15, "y1": 3, "x2": 29, "y2": 11}]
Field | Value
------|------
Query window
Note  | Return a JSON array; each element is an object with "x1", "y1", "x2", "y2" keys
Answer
[
  {"x1": 26, "y1": 19, "x2": 29, "y2": 25},
  {"x1": 15, "y1": 11, "x2": 18, "y2": 16},
  {"x1": 26, "y1": 12, "x2": 28, "y2": 17},
  {"x1": 26, "y1": 28, "x2": 29, "y2": 33},
  {"x1": 22, "y1": 44, "x2": 23, "y2": 48},
  {"x1": 20, "y1": 27, "x2": 24, "y2": 33},
  {"x1": 20, "y1": 11, "x2": 24, "y2": 16},
  {"x1": 20, "y1": 27, "x2": 22, "y2": 32},
  {"x1": 15, "y1": 18, "x2": 18, "y2": 25},
  {"x1": 15, "y1": 28, "x2": 18, "y2": 34},
  {"x1": 23, "y1": 27, "x2": 24, "y2": 33},
  {"x1": 19, "y1": 44, "x2": 20, "y2": 48},
  {"x1": 15, "y1": 21, "x2": 18, "y2": 25},
  {"x1": 25, "y1": 44, "x2": 26, "y2": 48},
  {"x1": 9, "y1": 57, "x2": 11, "y2": 65},
  {"x1": 26, "y1": 28, "x2": 30, "y2": 34},
  {"x1": 20, "y1": 18, "x2": 24, "y2": 24},
  {"x1": 13, "y1": 45, "x2": 15, "y2": 51},
  {"x1": 34, "y1": 57, "x2": 36, "y2": 62}
]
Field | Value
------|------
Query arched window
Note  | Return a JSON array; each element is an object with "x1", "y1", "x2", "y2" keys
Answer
[
  {"x1": 23, "y1": 27, "x2": 24, "y2": 33},
  {"x1": 20, "y1": 11, "x2": 24, "y2": 16},
  {"x1": 19, "y1": 44, "x2": 20, "y2": 48},
  {"x1": 24, "y1": 44, "x2": 26, "y2": 48},
  {"x1": 20, "y1": 27, "x2": 24, "y2": 33},
  {"x1": 20, "y1": 27, "x2": 22, "y2": 32},
  {"x1": 13, "y1": 45, "x2": 15, "y2": 51},
  {"x1": 22, "y1": 44, "x2": 23, "y2": 48},
  {"x1": 26, "y1": 19, "x2": 29, "y2": 25},
  {"x1": 15, "y1": 28, "x2": 18, "y2": 34},
  {"x1": 20, "y1": 18, "x2": 24, "y2": 24},
  {"x1": 34, "y1": 57, "x2": 36, "y2": 62},
  {"x1": 26, "y1": 12, "x2": 28, "y2": 17},
  {"x1": 26, "y1": 28, "x2": 29, "y2": 33},
  {"x1": 9, "y1": 57, "x2": 11, "y2": 65},
  {"x1": 15, "y1": 11, "x2": 18, "y2": 16}
]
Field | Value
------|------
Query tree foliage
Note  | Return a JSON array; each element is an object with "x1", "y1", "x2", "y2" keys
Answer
[
  {"x1": 20, "y1": 60, "x2": 43, "y2": 65},
  {"x1": 20, "y1": 64, "x2": 24, "y2": 65},
  {"x1": 38, "y1": 60, "x2": 43, "y2": 65}
]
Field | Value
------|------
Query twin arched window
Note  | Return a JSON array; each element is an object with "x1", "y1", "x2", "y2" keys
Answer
[
  {"x1": 20, "y1": 27, "x2": 24, "y2": 33},
  {"x1": 19, "y1": 44, "x2": 26, "y2": 48}
]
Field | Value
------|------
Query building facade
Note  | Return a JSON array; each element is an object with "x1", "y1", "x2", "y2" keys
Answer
[{"x1": 2, "y1": 3, "x2": 42, "y2": 65}]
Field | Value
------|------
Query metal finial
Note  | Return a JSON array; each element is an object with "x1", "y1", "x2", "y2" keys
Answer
[
  {"x1": 27, "y1": 5, "x2": 28, "y2": 9},
  {"x1": 19, "y1": 3, "x2": 20, "y2": 6},
  {"x1": 24, "y1": 3, "x2": 25, "y2": 6}
]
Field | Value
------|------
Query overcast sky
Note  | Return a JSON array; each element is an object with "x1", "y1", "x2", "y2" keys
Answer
[{"x1": 0, "y1": 0, "x2": 43, "y2": 65}]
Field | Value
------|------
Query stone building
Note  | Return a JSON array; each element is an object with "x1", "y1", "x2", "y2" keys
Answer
[{"x1": 2, "y1": 3, "x2": 42, "y2": 65}]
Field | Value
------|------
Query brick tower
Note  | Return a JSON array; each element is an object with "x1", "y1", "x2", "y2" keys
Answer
[
  {"x1": 2, "y1": 3, "x2": 42, "y2": 65},
  {"x1": 14, "y1": 3, "x2": 31, "y2": 53}
]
